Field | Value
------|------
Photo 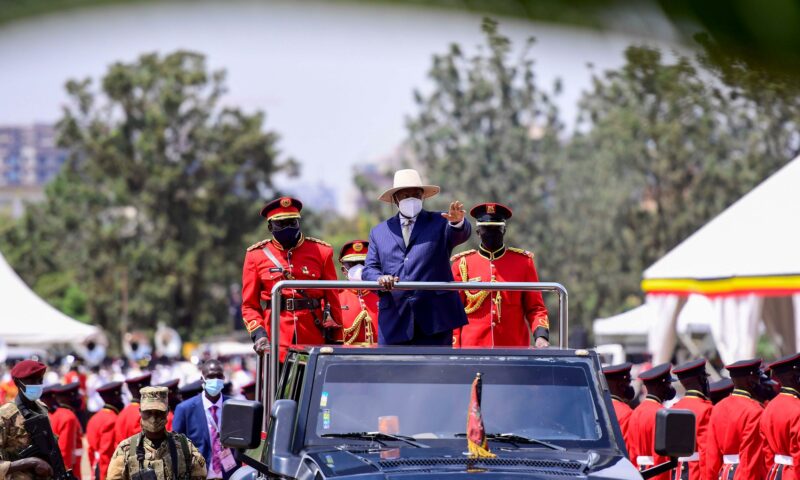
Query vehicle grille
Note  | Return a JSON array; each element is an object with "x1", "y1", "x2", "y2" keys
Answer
[{"x1": 378, "y1": 457, "x2": 584, "y2": 474}]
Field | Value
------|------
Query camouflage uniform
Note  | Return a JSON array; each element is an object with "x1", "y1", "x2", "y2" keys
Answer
[
  {"x1": 0, "y1": 400, "x2": 50, "y2": 480},
  {"x1": 105, "y1": 434, "x2": 206, "y2": 480},
  {"x1": 106, "y1": 387, "x2": 205, "y2": 480}
]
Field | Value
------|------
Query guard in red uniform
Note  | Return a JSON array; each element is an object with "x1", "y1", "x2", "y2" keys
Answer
[
  {"x1": 603, "y1": 362, "x2": 635, "y2": 453},
  {"x1": 338, "y1": 240, "x2": 379, "y2": 345},
  {"x1": 670, "y1": 358, "x2": 713, "y2": 480},
  {"x1": 86, "y1": 381, "x2": 124, "y2": 480},
  {"x1": 705, "y1": 359, "x2": 771, "y2": 480},
  {"x1": 241, "y1": 197, "x2": 342, "y2": 360},
  {"x1": 157, "y1": 379, "x2": 181, "y2": 431},
  {"x1": 114, "y1": 372, "x2": 151, "y2": 445},
  {"x1": 50, "y1": 382, "x2": 84, "y2": 472},
  {"x1": 710, "y1": 378, "x2": 735, "y2": 405},
  {"x1": 627, "y1": 363, "x2": 676, "y2": 480},
  {"x1": 450, "y1": 203, "x2": 549, "y2": 348},
  {"x1": 762, "y1": 353, "x2": 800, "y2": 480}
]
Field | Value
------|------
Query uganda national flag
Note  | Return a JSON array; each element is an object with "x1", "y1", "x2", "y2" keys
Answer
[{"x1": 466, "y1": 372, "x2": 496, "y2": 458}]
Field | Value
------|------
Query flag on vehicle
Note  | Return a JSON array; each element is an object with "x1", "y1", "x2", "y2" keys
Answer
[{"x1": 466, "y1": 372, "x2": 495, "y2": 458}]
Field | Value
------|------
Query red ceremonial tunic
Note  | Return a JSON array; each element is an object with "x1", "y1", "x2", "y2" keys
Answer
[
  {"x1": 241, "y1": 236, "x2": 342, "y2": 360},
  {"x1": 761, "y1": 389, "x2": 800, "y2": 480},
  {"x1": 671, "y1": 393, "x2": 713, "y2": 480},
  {"x1": 450, "y1": 247, "x2": 549, "y2": 347},
  {"x1": 86, "y1": 406, "x2": 119, "y2": 480},
  {"x1": 115, "y1": 402, "x2": 141, "y2": 445},
  {"x1": 627, "y1": 397, "x2": 671, "y2": 480},
  {"x1": 705, "y1": 391, "x2": 771, "y2": 480},
  {"x1": 50, "y1": 406, "x2": 83, "y2": 472},
  {"x1": 166, "y1": 410, "x2": 174, "y2": 431},
  {"x1": 611, "y1": 397, "x2": 633, "y2": 452},
  {"x1": 338, "y1": 289, "x2": 379, "y2": 345}
]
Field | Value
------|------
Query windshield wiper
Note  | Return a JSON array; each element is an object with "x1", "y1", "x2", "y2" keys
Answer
[
  {"x1": 455, "y1": 433, "x2": 564, "y2": 451},
  {"x1": 321, "y1": 432, "x2": 429, "y2": 448}
]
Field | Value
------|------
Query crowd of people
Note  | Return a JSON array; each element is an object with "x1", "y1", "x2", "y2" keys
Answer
[
  {"x1": 241, "y1": 168, "x2": 552, "y2": 357},
  {"x1": 605, "y1": 353, "x2": 800, "y2": 480},
  {"x1": 0, "y1": 357, "x2": 257, "y2": 480}
]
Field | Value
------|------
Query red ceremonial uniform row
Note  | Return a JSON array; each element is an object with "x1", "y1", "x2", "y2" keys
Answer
[
  {"x1": 762, "y1": 388, "x2": 800, "y2": 480},
  {"x1": 86, "y1": 406, "x2": 119, "y2": 480},
  {"x1": 50, "y1": 406, "x2": 83, "y2": 472}
]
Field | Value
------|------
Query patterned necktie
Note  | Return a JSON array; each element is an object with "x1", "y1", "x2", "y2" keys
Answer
[
  {"x1": 401, "y1": 218, "x2": 414, "y2": 246},
  {"x1": 209, "y1": 405, "x2": 224, "y2": 473}
]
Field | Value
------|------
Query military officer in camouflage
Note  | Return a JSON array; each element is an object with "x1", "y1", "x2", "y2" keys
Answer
[
  {"x1": 107, "y1": 387, "x2": 206, "y2": 480},
  {"x1": 0, "y1": 360, "x2": 57, "y2": 480}
]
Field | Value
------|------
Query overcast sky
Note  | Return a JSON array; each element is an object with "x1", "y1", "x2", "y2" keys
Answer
[{"x1": 0, "y1": 0, "x2": 673, "y2": 214}]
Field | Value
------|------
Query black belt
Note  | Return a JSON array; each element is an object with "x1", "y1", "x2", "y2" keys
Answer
[{"x1": 280, "y1": 297, "x2": 322, "y2": 312}]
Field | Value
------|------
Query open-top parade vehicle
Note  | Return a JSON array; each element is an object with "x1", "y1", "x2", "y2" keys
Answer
[{"x1": 220, "y1": 280, "x2": 695, "y2": 479}]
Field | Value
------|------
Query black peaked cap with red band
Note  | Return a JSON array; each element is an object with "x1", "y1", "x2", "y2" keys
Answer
[
  {"x1": 673, "y1": 358, "x2": 707, "y2": 380},
  {"x1": 470, "y1": 203, "x2": 512, "y2": 225},
  {"x1": 725, "y1": 358, "x2": 762, "y2": 378},
  {"x1": 603, "y1": 362, "x2": 633, "y2": 379},
  {"x1": 638, "y1": 363, "x2": 676, "y2": 383},
  {"x1": 260, "y1": 196, "x2": 303, "y2": 221},
  {"x1": 768, "y1": 352, "x2": 800, "y2": 373},
  {"x1": 97, "y1": 381, "x2": 123, "y2": 394},
  {"x1": 339, "y1": 240, "x2": 369, "y2": 263}
]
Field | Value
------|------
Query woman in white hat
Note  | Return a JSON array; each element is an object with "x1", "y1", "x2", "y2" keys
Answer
[{"x1": 360, "y1": 169, "x2": 471, "y2": 345}]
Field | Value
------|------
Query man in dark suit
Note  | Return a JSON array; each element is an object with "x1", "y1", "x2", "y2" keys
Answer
[
  {"x1": 361, "y1": 169, "x2": 471, "y2": 345},
  {"x1": 173, "y1": 360, "x2": 237, "y2": 480}
]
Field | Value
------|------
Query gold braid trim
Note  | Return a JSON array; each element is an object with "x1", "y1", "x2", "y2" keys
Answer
[
  {"x1": 343, "y1": 308, "x2": 374, "y2": 345},
  {"x1": 459, "y1": 257, "x2": 491, "y2": 314}
]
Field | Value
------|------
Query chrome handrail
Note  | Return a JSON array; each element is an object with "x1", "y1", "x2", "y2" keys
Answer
[{"x1": 256, "y1": 280, "x2": 568, "y2": 424}]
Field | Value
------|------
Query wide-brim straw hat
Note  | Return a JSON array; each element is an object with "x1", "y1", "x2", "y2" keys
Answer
[{"x1": 378, "y1": 169, "x2": 440, "y2": 203}]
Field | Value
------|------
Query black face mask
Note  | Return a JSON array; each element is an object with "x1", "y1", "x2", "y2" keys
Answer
[
  {"x1": 479, "y1": 228, "x2": 505, "y2": 251},
  {"x1": 273, "y1": 227, "x2": 300, "y2": 249},
  {"x1": 624, "y1": 385, "x2": 636, "y2": 401},
  {"x1": 664, "y1": 386, "x2": 677, "y2": 401}
]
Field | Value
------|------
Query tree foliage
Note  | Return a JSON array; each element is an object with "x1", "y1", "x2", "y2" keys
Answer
[
  {"x1": 392, "y1": 21, "x2": 799, "y2": 328},
  {"x1": 1, "y1": 51, "x2": 294, "y2": 343}
]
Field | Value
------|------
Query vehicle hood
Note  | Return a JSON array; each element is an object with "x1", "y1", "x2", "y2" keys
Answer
[{"x1": 303, "y1": 446, "x2": 639, "y2": 479}]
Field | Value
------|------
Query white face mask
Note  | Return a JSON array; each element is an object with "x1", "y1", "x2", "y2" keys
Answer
[{"x1": 398, "y1": 197, "x2": 422, "y2": 218}]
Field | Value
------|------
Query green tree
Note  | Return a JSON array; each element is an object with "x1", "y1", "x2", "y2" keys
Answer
[
  {"x1": 405, "y1": 17, "x2": 562, "y2": 256},
  {"x1": 1, "y1": 51, "x2": 296, "y2": 342}
]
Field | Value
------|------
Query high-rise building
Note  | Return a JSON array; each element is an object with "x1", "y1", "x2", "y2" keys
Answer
[
  {"x1": 0, "y1": 124, "x2": 66, "y2": 187},
  {"x1": 0, "y1": 124, "x2": 66, "y2": 217}
]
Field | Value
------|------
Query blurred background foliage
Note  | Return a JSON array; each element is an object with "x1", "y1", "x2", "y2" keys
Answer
[{"x1": 1, "y1": 1, "x2": 799, "y2": 344}]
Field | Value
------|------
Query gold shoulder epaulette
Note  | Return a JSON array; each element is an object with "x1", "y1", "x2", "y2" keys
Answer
[
  {"x1": 508, "y1": 247, "x2": 534, "y2": 258},
  {"x1": 306, "y1": 236, "x2": 331, "y2": 247},
  {"x1": 450, "y1": 249, "x2": 477, "y2": 262},
  {"x1": 246, "y1": 238, "x2": 270, "y2": 252}
]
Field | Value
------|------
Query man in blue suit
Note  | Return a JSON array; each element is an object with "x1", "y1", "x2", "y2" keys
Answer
[
  {"x1": 360, "y1": 169, "x2": 471, "y2": 345},
  {"x1": 173, "y1": 360, "x2": 237, "y2": 480}
]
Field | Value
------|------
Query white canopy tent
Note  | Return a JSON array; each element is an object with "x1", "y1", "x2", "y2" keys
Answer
[
  {"x1": 0, "y1": 249, "x2": 101, "y2": 345},
  {"x1": 642, "y1": 156, "x2": 800, "y2": 364}
]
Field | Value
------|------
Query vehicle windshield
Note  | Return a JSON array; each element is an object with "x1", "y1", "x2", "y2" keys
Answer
[{"x1": 306, "y1": 354, "x2": 612, "y2": 449}]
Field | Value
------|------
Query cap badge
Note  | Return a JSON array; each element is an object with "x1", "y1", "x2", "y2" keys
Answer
[
  {"x1": 353, "y1": 242, "x2": 364, "y2": 252},
  {"x1": 487, "y1": 204, "x2": 496, "y2": 214},
  {"x1": 280, "y1": 197, "x2": 292, "y2": 208}
]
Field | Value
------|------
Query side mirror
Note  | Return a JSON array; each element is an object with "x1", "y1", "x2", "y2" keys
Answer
[
  {"x1": 268, "y1": 399, "x2": 299, "y2": 477},
  {"x1": 655, "y1": 409, "x2": 695, "y2": 457},
  {"x1": 220, "y1": 399, "x2": 264, "y2": 449}
]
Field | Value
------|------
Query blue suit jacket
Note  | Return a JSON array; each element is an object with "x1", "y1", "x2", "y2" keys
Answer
[
  {"x1": 362, "y1": 210, "x2": 471, "y2": 343},
  {"x1": 173, "y1": 394, "x2": 234, "y2": 478}
]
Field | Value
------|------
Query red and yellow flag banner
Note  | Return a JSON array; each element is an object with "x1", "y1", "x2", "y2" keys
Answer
[{"x1": 466, "y1": 372, "x2": 496, "y2": 458}]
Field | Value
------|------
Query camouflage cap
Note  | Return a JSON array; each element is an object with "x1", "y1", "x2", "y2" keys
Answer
[{"x1": 139, "y1": 386, "x2": 169, "y2": 412}]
